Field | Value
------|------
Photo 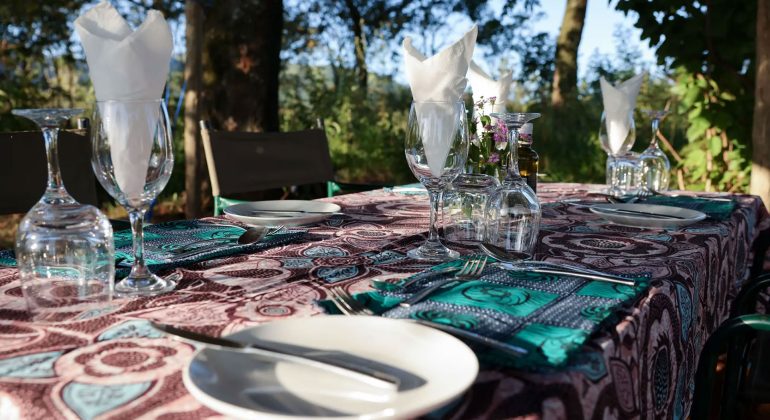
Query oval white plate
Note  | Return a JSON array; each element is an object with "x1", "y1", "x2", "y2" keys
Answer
[
  {"x1": 589, "y1": 203, "x2": 706, "y2": 229},
  {"x1": 183, "y1": 316, "x2": 479, "y2": 420},
  {"x1": 224, "y1": 200, "x2": 342, "y2": 226}
]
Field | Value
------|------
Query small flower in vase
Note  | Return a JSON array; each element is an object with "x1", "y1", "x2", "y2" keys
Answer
[{"x1": 467, "y1": 96, "x2": 509, "y2": 179}]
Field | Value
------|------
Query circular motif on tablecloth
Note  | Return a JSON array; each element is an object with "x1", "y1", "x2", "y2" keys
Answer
[
  {"x1": 652, "y1": 346, "x2": 670, "y2": 410},
  {"x1": 0, "y1": 323, "x2": 44, "y2": 351},
  {"x1": 640, "y1": 293, "x2": 681, "y2": 417},
  {"x1": 461, "y1": 284, "x2": 530, "y2": 306},
  {"x1": 54, "y1": 338, "x2": 193, "y2": 384},
  {"x1": 542, "y1": 233, "x2": 670, "y2": 258}
]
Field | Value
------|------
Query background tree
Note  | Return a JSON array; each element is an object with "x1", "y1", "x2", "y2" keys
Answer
[
  {"x1": 750, "y1": 1, "x2": 770, "y2": 207},
  {"x1": 551, "y1": 0, "x2": 587, "y2": 107},
  {"x1": 183, "y1": 0, "x2": 204, "y2": 218}
]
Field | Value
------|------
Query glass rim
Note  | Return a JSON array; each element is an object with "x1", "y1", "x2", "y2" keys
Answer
[
  {"x1": 95, "y1": 98, "x2": 166, "y2": 104},
  {"x1": 410, "y1": 100, "x2": 465, "y2": 105}
]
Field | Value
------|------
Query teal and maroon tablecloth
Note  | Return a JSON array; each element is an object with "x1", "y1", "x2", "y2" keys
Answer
[{"x1": 0, "y1": 183, "x2": 767, "y2": 419}]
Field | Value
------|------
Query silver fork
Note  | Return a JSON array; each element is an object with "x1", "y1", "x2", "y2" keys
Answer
[
  {"x1": 328, "y1": 283, "x2": 528, "y2": 357},
  {"x1": 399, "y1": 256, "x2": 487, "y2": 308},
  {"x1": 328, "y1": 285, "x2": 374, "y2": 316}
]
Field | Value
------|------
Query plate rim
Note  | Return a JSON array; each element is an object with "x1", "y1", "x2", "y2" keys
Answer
[
  {"x1": 588, "y1": 203, "x2": 706, "y2": 227},
  {"x1": 223, "y1": 200, "x2": 342, "y2": 226},
  {"x1": 183, "y1": 315, "x2": 479, "y2": 420}
]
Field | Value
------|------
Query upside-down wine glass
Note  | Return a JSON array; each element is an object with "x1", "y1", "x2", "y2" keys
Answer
[
  {"x1": 639, "y1": 110, "x2": 671, "y2": 192},
  {"x1": 12, "y1": 108, "x2": 114, "y2": 321},
  {"x1": 92, "y1": 99, "x2": 175, "y2": 296},
  {"x1": 405, "y1": 101, "x2": 469, "y2": 261},
  {"x1": 485, "y1": 113, "x2": 541, "y2": 256}
]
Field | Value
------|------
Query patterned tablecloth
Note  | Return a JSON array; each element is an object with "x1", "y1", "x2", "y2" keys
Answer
[{"x1": 0, "y1": 183, "x2": 767, "y2": 419}]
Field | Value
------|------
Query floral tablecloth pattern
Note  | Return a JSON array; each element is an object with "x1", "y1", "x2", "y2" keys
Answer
[{"x1": 0, "y1": 183, "x2": 767, "y2": 419}]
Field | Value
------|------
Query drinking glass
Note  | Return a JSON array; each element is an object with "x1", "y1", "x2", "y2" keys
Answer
[
  {"x1": 599, "y1": 110, "x2": 636, "y2": 195},
  {"x1": 485, "y1": 113, "x2": 541, "y2": 256},
  {"x1": 12, "y1": 108, "x2": 114, "y2": 321},
  {"x1": 609, "y1": 152, "x2": 642, "y2": 196},
  {"x1": 444, "y1": 173, "x2": 499, "y2": 244},
  {"x1": 404, "y1": 101, "x2": 469, "y2": 261},
  {"x1": 92, "y1": 99, "x2": 175, "y2": 296},
  {"x1": 639, "y1": 110, "x2": 671, "y2": 192}
]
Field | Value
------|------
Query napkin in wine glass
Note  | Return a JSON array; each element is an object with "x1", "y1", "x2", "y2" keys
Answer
[
  {"x1": 403, "y1": 26, "x2": 477, "y2": 177},
  {"x1": 599, "y1": 73, "x2": 645, "y2": 155},
  {"x1": 75, "y1": 1, "x2": 173, "y2": 200},
  {"x1": 468, "y1": 60, "x2": 512, "y2": 113}
]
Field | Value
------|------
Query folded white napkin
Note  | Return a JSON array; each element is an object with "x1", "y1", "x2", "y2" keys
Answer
[
  {"x1": 600, "y1": 73, "x2": 645, "y2": 155},
  {"x1": 469, "y1": 61, "x2": 511, "y2": 113},
  {"x1": 403, "y1": 26, "x2": 477, "y2": 177},
  {"x1": 75, "y1": 1, "x2": 173, "y2": 201}
]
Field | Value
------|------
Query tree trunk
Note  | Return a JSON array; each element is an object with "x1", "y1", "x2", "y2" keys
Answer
[
  {"x1": 183, "y1": 0, "x2": 204, "y2": 218},
  {"x1": 750, "y1": 0, "x2": 770, "y2": 209},
  {"x1": 202, "y1": 0, "x2": 283, "y2": 132},
  {"x1": 344, "y1": 0, "x2": 367, "y2": 94},
  {"x1": 551, "y1": 0, "x2": 587, "y2": 107}
]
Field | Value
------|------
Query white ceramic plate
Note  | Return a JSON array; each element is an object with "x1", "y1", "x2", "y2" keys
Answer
[
  {"x1": 589, "y1": 203, "x2": 706, "y2": 229},
  {"x1": 183, "y1": 316, "x2": 479, "y2": 420},
  {"x1": 224, "y1": 200, "x2": 342, "y2": 226}
]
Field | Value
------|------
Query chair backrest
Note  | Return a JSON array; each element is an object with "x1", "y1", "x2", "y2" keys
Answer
[
  {"x1": 199, "y1": 121, "x2": 334, "y2": 197},
  {"x1": 0, "y1": 128, "x2": 98, "y2": 214}
]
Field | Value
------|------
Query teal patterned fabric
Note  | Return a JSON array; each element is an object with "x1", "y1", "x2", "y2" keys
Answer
[
  {"x1": 320, "y1": 257, "x2": 649, "y2": 370},
  {"x1": 0, "y1": 220, "x2": 305, "y2": 278},
  {"x1": 639, "y1": 195, "x2": 736, "y2": 220}
]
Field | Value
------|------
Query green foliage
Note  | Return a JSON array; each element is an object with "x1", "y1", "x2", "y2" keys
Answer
[
  {"x1": 279, "y1": 64, "x2": 413, "y2": 184},
  {"x1": 616, "y1": 0, "x2": 756, "y2": 192}
]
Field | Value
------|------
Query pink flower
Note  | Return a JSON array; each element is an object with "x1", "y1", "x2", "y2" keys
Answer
[
  {"x1": 488, "y1": 153, "x2": 500, "y2": 164},
  {"x1": 494, "y1": 120, "x2": 508, "y2": 144}
]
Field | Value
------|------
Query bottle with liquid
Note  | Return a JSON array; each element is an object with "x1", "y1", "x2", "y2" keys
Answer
[{"x1": 517, "y1": 123, "x2": 539, "y2": 192}]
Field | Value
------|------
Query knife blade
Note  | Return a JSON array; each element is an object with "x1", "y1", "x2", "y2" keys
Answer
[
  {"x1": 591, "y1": 206, "x2": 687, "y2": 220},
  {"x1": 152, "y1": 322, "x2": 401, "y2": 391},
  {"x1": 496, "y1": 264, "x2": 636, "y2": 286}
]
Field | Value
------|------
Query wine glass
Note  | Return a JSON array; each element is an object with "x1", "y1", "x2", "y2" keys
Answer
[
  {"x1": 639, "y1": 110, "x2": 671, "y2": 192},
  {"x1": 485, "y1": 113, "x2": 541, "y2": 257},
  {"x1": 92, "y1": 99, "x2": 175, "y2": 296},
  {"x1": 404, "y1": 101, "x2": 469, "y2": 261},
  {"x1": 599, "y1": 110, "x2": 636, "y2": 196},
  {"x1": 12, "y1": 108, "x2": 114, "y2": 321}
]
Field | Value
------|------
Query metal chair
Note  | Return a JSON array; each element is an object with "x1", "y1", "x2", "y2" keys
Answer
[
  {"x1": 693, "y1": 272, "x2": 770, "y2": 419},
  {"x1": 200, "y1": 121, "x2": 336, "y2": 215},
  {"x1": 0, "y1": 124, "x2": 98, "y2": 214}
]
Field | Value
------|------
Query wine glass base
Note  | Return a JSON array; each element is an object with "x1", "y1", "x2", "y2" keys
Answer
[
  {"x1": 407, "y1": 245, "x2": 459, "y2": 262},
  {"x1": 115, "y1": 273, "x2": 176, "y2": 297}
]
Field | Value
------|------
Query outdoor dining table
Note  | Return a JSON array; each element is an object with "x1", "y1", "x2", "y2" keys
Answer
[{"x1": 0, "y1": 182, "x2": 767, "y2": 419}]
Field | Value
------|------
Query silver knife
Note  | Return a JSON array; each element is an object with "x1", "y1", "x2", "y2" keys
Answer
[
  {"x1": 591, "y1": 206, "x2": 686, "y2": 220},
  {"x1": 496, "y1": 264, "x2": 636, "y2": 286},
  {"x1": 152, "y1": 322, "x2": 400, "y2": 391}
]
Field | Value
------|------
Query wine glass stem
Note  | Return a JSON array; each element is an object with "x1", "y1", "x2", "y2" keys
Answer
[
  {"x1": 650, "y1": 118, "x2": 660, "y2": 147},
  {"x1": 427, "y1": 189, "x2": 443, "y2": 244},
  {"x1": 505, "y1": 126, "x2": 523, "y2": 184},
  {"x1": 128, "y1": 210, "x2": 152, "y2": 280},
  {"x1": 41, "y1": 127, "x2": 69, "y2": 201}
]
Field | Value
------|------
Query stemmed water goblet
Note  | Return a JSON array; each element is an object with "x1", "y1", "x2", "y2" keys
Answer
[
  {"x1": 91, "y1": 99, "x2": 175, "y2": 296},
  {"x1": 639, "y1": 110, "x2": 671, "y2": 192},
  {"x1": 12, "y1": 108, "x2": 114, "y2": 321},
  {"x1": 599, "y1": 110, "x2": 636, "y2": 196},
  {"x1": 485, "y1": 113, "x2": 541, "y2": 256},
  {"x1": 404, "y1": 101, "x2": 469, "y2": 261}
]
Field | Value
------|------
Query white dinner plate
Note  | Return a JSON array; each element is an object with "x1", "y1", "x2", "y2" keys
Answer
[
  {"x1": 183, "y1": 316, "x2": 479, "y2": 420},
  {"x1": 224, "y1": 200, "x2": 342, "y2": 226},
  {"x1": 589, "y1": 203, "x2": 706, "y2": 229}
]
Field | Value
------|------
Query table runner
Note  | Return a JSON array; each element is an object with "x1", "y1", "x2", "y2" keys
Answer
[
  {"x1": 0, "y1": 183, "x2": 767, "y2": 419},
  {"x1": 321, "y1": 259, "x2": 650, "y2": 369}
]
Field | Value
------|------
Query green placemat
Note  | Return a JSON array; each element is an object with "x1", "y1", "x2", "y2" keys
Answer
[
  {"x1": 319, "y1": 257, "x2": 649, "y2": 370},
  {"x1": 0, "y1": 220, "x2": 306, "y2": 279},
  {"x1": 641, "y1": 195, "x2": 736, "y2": 220}
]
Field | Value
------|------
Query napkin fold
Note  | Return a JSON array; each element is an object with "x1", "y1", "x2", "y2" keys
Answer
[
  {"x1": 403, "y1": 26, "x2": 477, "y2": 177},
  {"x1": 600, "y1": 73, "x2": 645, "y2": 155},
  {"x1": 75, "y1": 1, "x2": 173, "y2": 200},
  {"x1": 468, "y1": 61, "x2": 512, "y2": 113}
]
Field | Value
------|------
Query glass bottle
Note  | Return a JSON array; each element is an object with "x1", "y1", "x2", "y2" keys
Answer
[{"x1": 517, "y1": 123, "x2": 539, "y2": 193}]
